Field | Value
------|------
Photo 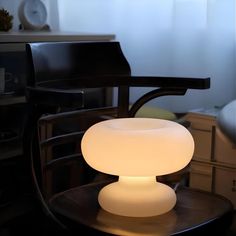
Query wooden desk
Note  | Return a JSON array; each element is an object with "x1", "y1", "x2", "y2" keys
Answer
[{"x1": 49, "y1": 181, "x2": 234, "y2": 235}]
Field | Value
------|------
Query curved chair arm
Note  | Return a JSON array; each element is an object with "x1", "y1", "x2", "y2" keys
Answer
[{"x1": 128, "y1": 88, "x2": 187, "y2": 117}]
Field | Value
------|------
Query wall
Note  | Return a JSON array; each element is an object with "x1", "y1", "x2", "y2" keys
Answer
[
  {"x1": 1, "y1": 0, "x2": 236, "y2": 112},
  {"x1": 58, "y1": 0, "x2": 236, "y2": 112}
]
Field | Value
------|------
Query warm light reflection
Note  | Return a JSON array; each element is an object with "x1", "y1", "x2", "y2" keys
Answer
[{"x1": 98, "y1": 176, "x2": 176, "y2": 217}]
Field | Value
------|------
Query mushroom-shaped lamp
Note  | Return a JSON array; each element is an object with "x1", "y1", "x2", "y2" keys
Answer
[{"x1": 81, "y1": 118, "x2": 194, "y2": 217}]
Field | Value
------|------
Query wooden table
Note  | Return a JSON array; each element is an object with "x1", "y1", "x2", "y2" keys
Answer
[{"x1": 49, "y1": 181, "x2": 234, "y2": 235}]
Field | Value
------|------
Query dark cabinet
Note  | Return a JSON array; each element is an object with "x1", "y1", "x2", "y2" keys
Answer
[
  {"x1": 0, "y1": 45, "x2": 27, "y2": 160},
  {"x1": 0, "y1": 33, "x2": 115, "y2": 160}
]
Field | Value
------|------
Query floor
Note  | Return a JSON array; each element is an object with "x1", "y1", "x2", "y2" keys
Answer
[{"x1": 0, "y1": 156, "x2": 235, "y2": 236}]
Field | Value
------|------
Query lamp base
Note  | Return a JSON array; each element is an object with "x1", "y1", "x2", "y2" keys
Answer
[{"x1": 98, "y1": 176, "x2": 176, "y2": 217}]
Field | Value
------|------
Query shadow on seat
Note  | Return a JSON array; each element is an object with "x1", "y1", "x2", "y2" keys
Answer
[{"x1": 25, "y1": 41, "x2": 210, "y2": 234}]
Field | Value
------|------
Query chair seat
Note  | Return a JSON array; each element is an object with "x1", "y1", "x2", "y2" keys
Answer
[
  {"x1": 49, "y1": 182, "x2": 234, "y2": 235},
  {"x1": 218, "y1": 100, "x2": 236, "y2": 144}
]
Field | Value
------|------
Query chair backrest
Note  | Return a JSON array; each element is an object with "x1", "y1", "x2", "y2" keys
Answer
[
  {"x1": 35, "y1": 107, "x2": 118, "y2": 201},
  {"x1": 26, "y1": 41, "x2": 131, "y2": 86},
  {"x1": 25, "y1": 42, "x2": 132, "y2": 196},
  {"x1": 23, "y1": 42, "x2": 130, "y2": 218},
  {"x1": 25, "y1": 41, "x2": 132, "y2": 114}
]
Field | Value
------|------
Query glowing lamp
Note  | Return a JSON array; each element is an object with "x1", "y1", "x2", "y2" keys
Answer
[{"x1": 81, "y1": 118, "x2": 194, "y2": 217}]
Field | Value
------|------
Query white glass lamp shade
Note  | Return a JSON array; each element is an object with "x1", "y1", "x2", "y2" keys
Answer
[{"x1": 81, "y1": 118, "x2": 194, "y2": 217}]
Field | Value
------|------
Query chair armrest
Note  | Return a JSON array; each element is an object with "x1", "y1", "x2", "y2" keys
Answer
[
  {"x1": 36, "y1": 76, "x2": 210, "y2": 90},
  {"x1": 38, "y1": 106, "x2": 118, "y2": 124},
  {"x1": 48, "y1": 76, "x2": 210, "y2": 89},
  {"x1": 26, "y1": 86, "x2": 84, "y2": 108},
  {"x1": 128, "y1": 76, "x2": 210, "y2": 89},
  {"x1": 28, "y1": 76, "x2": 210, "y2": 118}
]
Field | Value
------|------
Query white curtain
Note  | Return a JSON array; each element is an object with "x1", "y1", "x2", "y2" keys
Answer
[
  {"x1": 58, "y1": 0, "x2": 236, "y2": 112},
  {"x1": 42, "y1": 0, "x2": 60, "y2": 30}
]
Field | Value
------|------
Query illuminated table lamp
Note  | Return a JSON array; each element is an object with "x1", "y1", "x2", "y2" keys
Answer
[{"x1": 81, "y1": 118, "x2": 194, "y2": 217}]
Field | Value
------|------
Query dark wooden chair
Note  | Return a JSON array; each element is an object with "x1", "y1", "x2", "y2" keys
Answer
[
  {"x1": 25, "y1": 41, "x2": 211, "y2": 234},
  {"x1": 35, "y1": 105, "x2": 234, "y2": 236}
]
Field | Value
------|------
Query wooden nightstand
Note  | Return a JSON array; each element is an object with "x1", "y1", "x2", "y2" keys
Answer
[{"x1": 184, "y1": 108, "x2": 236, "y2": 209}]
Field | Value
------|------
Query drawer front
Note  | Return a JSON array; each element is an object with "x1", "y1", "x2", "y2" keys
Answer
[
  {"x1": 191, "y1": 128, "x2": 212, "y2": 161},
  {"x1": 189, "y1": 162, "x2": 213, "y2": 192},
  {"x1": 214, "y1": 166, "x2": 236, "y2": 209},
  {"x1": 185, "y1": 113, "x2": 216, "y2": 131},
  {"x1": 214, "y1": 127, "x2": 236, "y2": 166}
]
